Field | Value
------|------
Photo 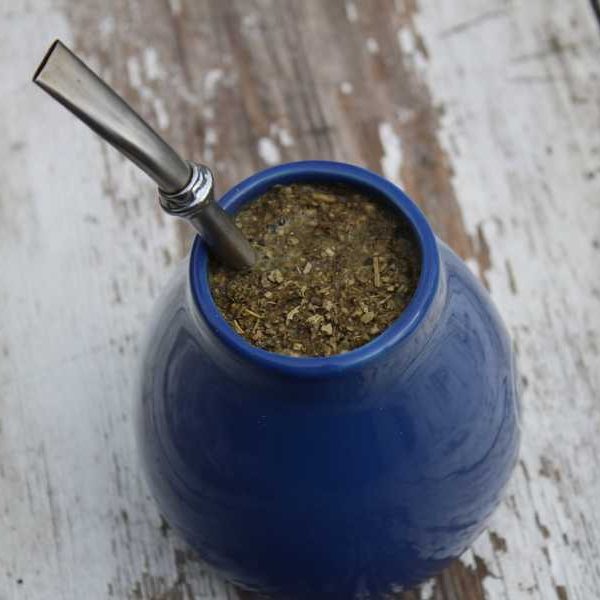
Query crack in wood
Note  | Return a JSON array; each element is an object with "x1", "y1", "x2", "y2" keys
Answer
[
  {"x1": 590, "y1": 0, "x2": 600, "y2": 32},
  {"x1": 438, "y1": 7, "x2": 509, "y2": 38}
]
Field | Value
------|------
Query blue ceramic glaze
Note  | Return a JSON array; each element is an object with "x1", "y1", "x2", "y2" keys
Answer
[{"x1": 137, "y1": 161, "x2": 520, "y2": 599}]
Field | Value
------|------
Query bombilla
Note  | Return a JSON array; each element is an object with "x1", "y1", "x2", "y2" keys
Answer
[{"x1": 33, "y1": 40, "x2": 256, "y2": 270}]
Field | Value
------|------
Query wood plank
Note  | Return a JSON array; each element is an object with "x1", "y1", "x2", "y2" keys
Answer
[
  {"x1": 0, "y1": 0, "x2": 598, "y2": 598},
  {"x1": 414, "y1": 2, "x2": 600, "y2": 599}
]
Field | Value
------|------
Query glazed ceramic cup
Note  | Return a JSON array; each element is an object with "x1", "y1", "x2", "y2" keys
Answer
[{"x1": 137, "y1": 161, "x2": 519, "y2": 599}]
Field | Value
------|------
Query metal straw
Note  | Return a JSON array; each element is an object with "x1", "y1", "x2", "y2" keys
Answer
[{"x1": 33, "y1": 40, "x2": 256, "y2": 270}]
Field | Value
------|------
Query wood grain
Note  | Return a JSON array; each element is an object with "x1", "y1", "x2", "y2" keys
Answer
[{"x1": 1, "y1": 0, "x2": 599, "y2": 598}]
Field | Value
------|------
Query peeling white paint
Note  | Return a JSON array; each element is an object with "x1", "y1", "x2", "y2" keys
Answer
[
  {"x1": 345, "y1": 1, "x2": 358, "y2": 22},
  {"x1": 204, "y1": 68, "x2": 224, "y2": 100},
  {"x1": 397, "y1": 26, "x2": 416, "y2": 55},
  {"x1": 257, "y1": 137, "x2": 281, "y2": 165},
  {"x1": 0, "y1": 5, "x2": 187, "y2": 598},
  {"x1": 397, "y1": 25, "x2": 428, "y2": 72},
  {"x1": 143, "y1": 47, "x2": 162, "y2": 81},
  {"x1": 168, "y1": 0, "x2": 181, "y2": 16},
  {"x1": 99, "y1": 16, "x2": 115, "y2": 39},
  {"x1": 459, "y1": 548, "x2": 477, "y2": 571},
  {"x1": 419, "y1": 579, "x2": 436, "y2": 600},
  {"x1": 270, "y1": 124, "x2": 295, "y2": 148},
  {"x1": 126, "y1": 55, "x2": 143, "y2": 90},
  {"x1": 127, "y1": 52, "x2": 166, "y2": 131},
  {"x1": 378, "y1": 121, "x2": 403, "y2": 184},
  {"x1": 205, "y1": 128, "x2": 218, "y2": 147},
  {"x1": 203, "y1": 127, "x2": 218, "y2": 162},
  {"x1": 152, "y1": 98, "x2": 169, "y2": 130},
  {"x1": 413, "y1": 2, "x2": 600, "y2": 598},
  {"x1": 340, "y1": 81, "x2": 354, "y2": 95},
  {"x1": 242, "y1": 13, "x2": 259, "y2": 29},
  {"x1": 366, "y1": 37, "x2": 379, "y2": 54},
  {"x1": 278, "y1": 129, "x2": 294, "y2": 148}
]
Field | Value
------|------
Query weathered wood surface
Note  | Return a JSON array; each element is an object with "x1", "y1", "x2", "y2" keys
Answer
[{"x1": 1, "y1": 0, "x2": 599, "y2": 598}]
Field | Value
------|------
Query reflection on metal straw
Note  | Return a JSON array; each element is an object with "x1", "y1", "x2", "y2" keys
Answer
[{"x1": 33, "y1": 40, "x2": 256, "y2": 270}]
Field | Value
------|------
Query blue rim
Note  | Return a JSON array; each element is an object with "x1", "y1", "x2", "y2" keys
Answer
[{"x1": 189, "y1": 161, "x2": 440, "y2": 377}]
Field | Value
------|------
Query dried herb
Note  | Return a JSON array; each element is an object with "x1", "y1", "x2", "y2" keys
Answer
[{"x1": 209, "y1": 183, "x2": 421, "y2": 356}]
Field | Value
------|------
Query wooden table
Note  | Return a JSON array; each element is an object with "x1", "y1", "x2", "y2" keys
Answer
[{"x1": 1, "y1": 1, "x2": 599, "y2": 598}]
